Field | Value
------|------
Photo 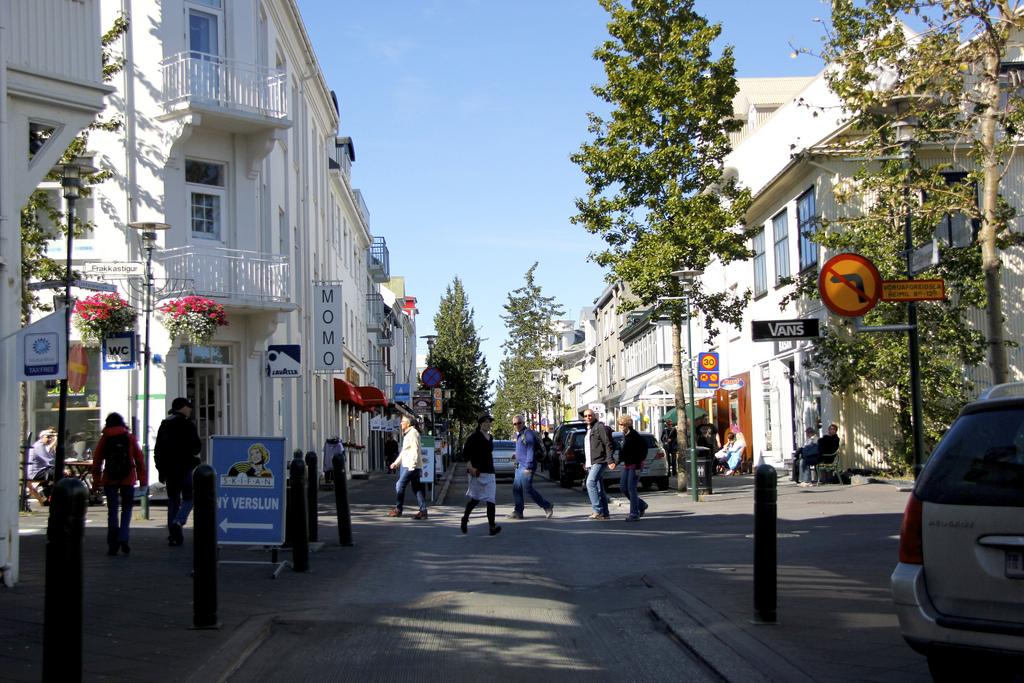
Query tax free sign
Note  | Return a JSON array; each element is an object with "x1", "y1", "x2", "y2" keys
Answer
[{"x1": 314, "y1": 284, "x2": 344, "y2": 372}]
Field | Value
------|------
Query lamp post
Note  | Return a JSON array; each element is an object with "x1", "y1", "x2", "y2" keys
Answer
[
  {"x1": 421, "y1": 334, "x2": 437, "y2": 435},
  {"x1": 128, "y1": 221, "x2": 171, "y2": 519},
  {"x1": 671, "y1": 269, "x2": 703, "y2": 503},
  {"x1": 52, "y1": 158, "x2": 98, "y2": 483},
  {"x1": 530, "y1": 368, "x2": 545, "y2": 431}
]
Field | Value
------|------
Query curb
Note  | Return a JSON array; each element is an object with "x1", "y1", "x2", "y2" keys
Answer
[{"x1": 185, "y1": 614, "x2": 275, "y2": 683}]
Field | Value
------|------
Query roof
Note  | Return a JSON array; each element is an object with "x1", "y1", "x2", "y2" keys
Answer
[{"x1": 733, "y1": 77, "x2": 817, "y2": 118}]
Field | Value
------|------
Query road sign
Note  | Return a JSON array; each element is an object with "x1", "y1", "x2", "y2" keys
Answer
[
  {"x1": 881, "y1": 279, "x2": 946, "y2": 302},
  {"x1": 395, "y1": 383, "x2": 411, "y2": 402},
  {"x1": 751, "y1": 319, "x2": 820, "y2": 342},
  {"x1": 819, "y1": 253, "x2": 882, "y2": 317},
  {"x1": 422, "y1": 366, "x2": 442, "y2": 387},
  {"x1": 211, "y1": 436, "x2": 287, "y2": 545},
  {"x1": 102, "y1": 332, "x2": 136, "y2": 370},
  {"x1": 68, "y1": 344, "x2": 88, "y2": 392},
  {"x1": 698, "y1": 352, "x2": 720, "y2": 389},
  {"x1": 909, "y1": 239, "x2": 939, "y2": 276},
  {"x1": 84, "y1": 261, "x2": 145, "y2": 278},
  {"x1": 267, "y1": 344, "x2": 301, "y2": 377}
]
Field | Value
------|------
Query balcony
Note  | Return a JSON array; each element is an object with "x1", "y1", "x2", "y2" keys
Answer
[
  {"x1": 160, "y1": 246, "x2": 290, "y2": 305},
  {"x1": 374, "y1": 324, "x2": 395, "y2": 347},
  {"x1": 366, "y1": 292, "x2": 385, "y2": 332},
  {"x1": 159, "y1": 52, "x2": 289, "y2": 134},
  {"x1": 367, "y1": 236, "x2": 390, "y2": 283},
  {"x1": 366, "y1": 359, "x2": 386, "y2": 390}
]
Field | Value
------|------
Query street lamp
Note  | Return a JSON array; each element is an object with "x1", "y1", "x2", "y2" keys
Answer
[
  {"x1": 421, "y1": 334, "x2": 437, "y2": 435},
  {"x1": 530, "y1": 368, "x2": 545, "y2": 431},
  {"x1": 52, "y1": 157, "x2": 98, "y2": 483},
  {"x1": 671, "y1": 268, "x2": 704, "y2": 503},
  {"x1": 129, "y1": 220, "x2": 171, "y2": 519}
]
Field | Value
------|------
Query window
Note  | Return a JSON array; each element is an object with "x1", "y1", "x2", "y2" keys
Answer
[
  {"x1": 772, "y1": 211, "x2": 790, "y2": 284},
  {"x1": 797, "y1": 188, "x2": 817, "y2": 271},
  {"x1": 187, "y1": 159, "x2": 225, "y2": 240},
  {"x1": 999, "y1": 63, "x2": 1024, "y2": 111},
  {"x1": 935, "y1": 172, "x2": 979, "y2": 248},
  {"x1": 752, "y1": 228, "x2": 767, "y2": 297}
]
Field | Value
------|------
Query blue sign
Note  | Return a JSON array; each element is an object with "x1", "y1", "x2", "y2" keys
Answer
[
  {"x1": 102, "y1": 332, "x2": 137, "y2": 370},
  {"x1": 211, "y1": 436, "x2": 287, "y2": 545},
  {"x1": 395, "y1": 383, "x2": 411, "y2": 402},
  {"x1": 267, "y1": 344, "x2": 301, "y2": 377}
]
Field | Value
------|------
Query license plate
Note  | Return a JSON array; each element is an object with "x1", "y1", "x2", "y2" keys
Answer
[
  {"x1": 494, "y1": 458, "x2": 510, "y2": 463},
  {"x1": 1007, "y1": 551, "x2": 1024, "y2": 579},
  {"x1": 640, "y1": 468, "x2": 649, "y2": 474}
]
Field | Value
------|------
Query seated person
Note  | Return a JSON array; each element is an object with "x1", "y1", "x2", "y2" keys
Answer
[
  {"x1": 716, "y1": 432, "x2": 746, "y2": 475},
  {"x1": 27, "y1": 427, "x2": 57, "y2": 498},
  {"x1": 797, "y1": 427, "x2": 820, "y2": 487},
  {"x1": 817, "y1": 423, "x2": 840, "y2": 456}
]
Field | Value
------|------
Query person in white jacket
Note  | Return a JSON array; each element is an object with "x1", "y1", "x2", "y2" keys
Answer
[{"x1": 389, "y1": 416, "x2": 428, "y2": 519}]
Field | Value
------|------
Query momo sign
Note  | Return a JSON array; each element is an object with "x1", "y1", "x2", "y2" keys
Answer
[
  {"x1": 752, "y1": 319, "x2": 820, "y2": 342},
  {"x1": 314, "y1": 284, "x2": 343, "y2": 372}
]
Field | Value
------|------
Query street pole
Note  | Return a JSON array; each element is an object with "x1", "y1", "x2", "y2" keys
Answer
[
  {"x1": 685, "y1": 293, "x2": 699, "y2": 503},
  {"x1": 901, "y1": 141, "x2": 926, "y2": 477}
]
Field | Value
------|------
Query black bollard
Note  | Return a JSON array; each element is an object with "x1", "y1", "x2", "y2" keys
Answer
[
  {"x1": 288, "y1": 455, "x2": 310, "y2": 571},
  {"x1": 332, "y1": 452, "x2": 354, "y2": 546},
  {"x1": 192, "y1": 464, "x2": 220, "y2": 629},
  {"x1": 283, "y1": 448, "x2": 303, "y2": 546},
  {"x1": 305, "y1": 450, "x2": 319, "y2": 542},
  {"x1": 753, "y1": 463, "x2": 778, "y2": 624},
  {"x1": 42, "y1": 477, "x2": 88, "y2": 683}
]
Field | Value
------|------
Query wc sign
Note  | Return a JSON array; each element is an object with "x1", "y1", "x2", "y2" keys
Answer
[{"x1": 102, "y1": 333, "x2": 136, "y2": 370}]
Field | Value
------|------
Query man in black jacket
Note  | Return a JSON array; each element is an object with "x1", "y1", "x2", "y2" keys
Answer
[
  {"x1": 583, "y1": 409, "x2": 616, "y2": 519},
  {"x1": 155, "y1": 397, "x2": 203, "y2": 546},
  {"x1": 660, "y1": 419, "x2": 678, "y2": 476}
]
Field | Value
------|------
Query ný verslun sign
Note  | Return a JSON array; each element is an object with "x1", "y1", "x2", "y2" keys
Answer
[{"x1": 751, "y1": 319, "x2": 821, "y2": 342}]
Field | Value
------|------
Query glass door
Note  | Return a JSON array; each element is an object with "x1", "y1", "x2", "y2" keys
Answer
[{"x1": 188, "y1": 4, "x2": 222, "y2": 101}]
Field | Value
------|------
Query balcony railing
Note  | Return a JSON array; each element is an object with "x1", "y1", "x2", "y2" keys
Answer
[
  {"x1": 367, "y1": 359, "x2": 386, "y2": 391},
  {"x1": 160, "y1": 52, "x2": 287, "y2": 119},
  {"x1": 374, "y1": 325, "x2": 395, "y2": 347},
  {"x1": 384, "y1": 371, "x2": 395, "y2": 402},
  {"x1": 367, "y1": 236, "x2": 390, "y2": 283},
  {"x1": 160, "y1": 246, "x2": 289, "y2": 302},
  {"x1": 366, "y1": 292, "x2": 384, "y2": 332}
]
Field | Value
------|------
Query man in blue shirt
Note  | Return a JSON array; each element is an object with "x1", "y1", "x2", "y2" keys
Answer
[{"x1": 507, "y1": 415, "x2": 554, "y2": 520}]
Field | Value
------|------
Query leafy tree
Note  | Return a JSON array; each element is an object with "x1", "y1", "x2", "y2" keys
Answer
[
  {"x1": 430, "y1": 277, "x2": 491, "y2": 448},
  {"x1": 492, "y1": 264, "x2": 564, "y2": 438},
  {"x1": 570, "y1": 0, "x2": 753, "y2": 428},
  {"x1": 817, "y1": 0, "x2": 1024, "y2": 386}
]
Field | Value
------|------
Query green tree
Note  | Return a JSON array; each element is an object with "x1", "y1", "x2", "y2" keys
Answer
[
  {"x1": 492, "y1": 264, "x2": 564, "y2": 438},
  {"x1": 571, "y1": 0, "x2": 753, "y2": 429},
  {"x1": 430, "y1": 277, "x2": 491, "y2": 448},
  {"x1": 817, "y1": 0, "x2": 1024, "y2": 386}
]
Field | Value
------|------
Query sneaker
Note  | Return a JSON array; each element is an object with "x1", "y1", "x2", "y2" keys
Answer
[
  {"x1": 798, "y1": 482, "x2": 813, "y2": 488},
  {"x1": 168, "y1": 521, "x2": 184, "y2": 547},
  {"x1": 120, "y1": 542, "x2": 131, "y2": 555},
  {"x1": 460, "y1": 517, "x2": 468, "y2": 534},
  {"x1": 107, "y1": 543, "x2": 119, "y2": 556},
  {"x1": 489, "y1": 525, "x2": 502, "y2": 536},
  {"x1": 639, "y1": 505, "x2": 648, "y2": 519},
  {"x1": 412, "y1": 510, "x2": 428, "y2": 520},
  {"x1": 588, "y1": 512, "x2": 602, "y2": 519},
  {"x1": 544, "y1": 504, "x2": 555, "y2": 519},
  {"x1": 388, "y1": 509, "x2": 402, "y2": 517},
  {"x1": 625, "y1": 516, "x2": 639, "y2": 522},
  {"x1": 505, "y1": 511, "x2": 523, "y2": 520}
]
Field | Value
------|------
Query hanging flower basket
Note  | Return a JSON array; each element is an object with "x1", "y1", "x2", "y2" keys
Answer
[
  {"x1": 72, "y1": 293, "x2": 137, "y2": 341},
  {"x1": 158, "y1": 296, "x2": 228, "y2": 346}
]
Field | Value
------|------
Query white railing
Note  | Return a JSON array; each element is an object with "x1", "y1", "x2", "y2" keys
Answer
[
  {"x1": 160, "y1": 246, "x2": 289, "y2": 302},
  {"x1": 160, "y1": 52, "x2": 287, "y2": 118},
  {"x1": 366, "y1": 292, "x2": 385, "y2": 331}
]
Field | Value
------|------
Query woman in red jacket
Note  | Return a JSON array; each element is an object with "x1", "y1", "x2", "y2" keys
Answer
[{"x1": 91, "y1": 412, "x2": 147, "y2": 556}]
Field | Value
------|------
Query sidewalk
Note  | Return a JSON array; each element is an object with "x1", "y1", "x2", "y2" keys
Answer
[{"x1": 0, "y1": 465, "x2": 928, "y2": 682}]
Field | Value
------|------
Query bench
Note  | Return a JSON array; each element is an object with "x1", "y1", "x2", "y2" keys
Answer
[{"x1": 812, "y1": 448, "x2": 843, "y2": 485}]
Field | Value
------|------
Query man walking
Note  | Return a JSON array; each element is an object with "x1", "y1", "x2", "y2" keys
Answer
[
  {"x1": 583, "y1": 409, "x2": 616, "y2": 519},
  {"x1": 660, "y1": 418, "x2": 678, "y2": 476},
  {"x1": 389, "y1": 416, "x2": 428, "y2": 519},
  {"x1": 155, "y1": 397, "x2": 203, "y2": 547},
  {"x1": 507, "y1": 415, "x2": 553, "y2": 520}
]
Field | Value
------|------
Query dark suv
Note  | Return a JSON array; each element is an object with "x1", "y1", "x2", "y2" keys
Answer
[
  {"x1": 892, "y1": 383, "x2": 1024, "y2": 681},
  {"x1": 548, "y1": 420, "x2": 587, "y2": 480}
]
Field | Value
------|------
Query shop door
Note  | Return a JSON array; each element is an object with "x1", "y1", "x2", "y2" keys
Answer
[{"x1": 185, "y1": 367, "x2": 227, "y2": 457}]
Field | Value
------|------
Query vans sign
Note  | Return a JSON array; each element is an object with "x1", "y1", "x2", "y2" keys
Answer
[{"x1": 751, "y1": 319, "x2": 820, "y2": 342}]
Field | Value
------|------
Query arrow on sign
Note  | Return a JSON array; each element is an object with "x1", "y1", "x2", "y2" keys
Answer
[{"x1": 219, "y1": 518, "x2": 274, "y2": 533}]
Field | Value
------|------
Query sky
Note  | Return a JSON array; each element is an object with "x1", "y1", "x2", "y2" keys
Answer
[{"x1": 298, "y1": 0, "x2": 831, "y2": 388}]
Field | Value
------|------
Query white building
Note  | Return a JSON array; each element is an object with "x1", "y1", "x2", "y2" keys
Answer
[{"x1": 2, "y1": 0, "x2": 114, "y2": 585}]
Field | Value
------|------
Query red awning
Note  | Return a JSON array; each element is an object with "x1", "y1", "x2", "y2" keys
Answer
[
  {"x1": 333, "y1": 378, "x2": 363, "y2": 406},
  {"x1": 356, "y1": 386, "x2": 388, "y2": 408}
]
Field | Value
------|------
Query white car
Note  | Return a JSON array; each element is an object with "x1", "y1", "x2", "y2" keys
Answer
[
  {"x1": 609, "y1": 431, "x2": 669, "y2": 491},
  {"x1": 491, "y1": 440, "x2": 517, "y2": 479},
  {"x1": 892, "y1": 383, "x2": 1024, "y2": 681}
]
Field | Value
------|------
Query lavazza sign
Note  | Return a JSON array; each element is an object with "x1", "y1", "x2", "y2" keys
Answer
[{"x1": 751, "y1": 319, "x2": 820, "y2": 342}]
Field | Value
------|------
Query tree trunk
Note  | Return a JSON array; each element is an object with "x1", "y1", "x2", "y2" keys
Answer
[{"x1": 981, "y1": 49, "x2": 1008, "y2": 385}]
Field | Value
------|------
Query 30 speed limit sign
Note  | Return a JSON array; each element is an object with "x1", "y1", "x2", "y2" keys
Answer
[{"x1": 698, "y1": 352, "x2": 720, "y2": 389}]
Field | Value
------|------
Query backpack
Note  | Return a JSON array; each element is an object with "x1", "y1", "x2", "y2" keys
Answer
[
  {"x1": 104, "y1": 433, "x2": 133, "y2": 481},
  {"x1": 532, "y1": 430, "x2": 546, "y2": 461}
]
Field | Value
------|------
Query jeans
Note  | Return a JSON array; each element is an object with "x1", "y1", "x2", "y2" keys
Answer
[
  {"x1": 167, "y1": 469, "x2": 195, "y2": 527},
  {"x1": 586, "y1": 463, "x2": 609, "y2": 516},
  {"x1": 104, "y1": 484, "x2": 135, "y2": 543},
  {"x1": 619, "y1": 467, "x2": 648, "y2": 519},
  {"x1": 395, "y1": 466, "x2": 426, "y2": 513},
  {"x1": 512, "y1": 467, "x2": 550, "y2": 514},
  {"x1": 799, "y1": 455, "x2": 820, "y2": 483}
]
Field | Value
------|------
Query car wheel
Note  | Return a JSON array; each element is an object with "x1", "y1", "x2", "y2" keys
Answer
[
  {"x1": 639, "y1": 479, "x2": 652, "y2": 491},
  {"x1": 656, "y1": 477, "x2": 669, "y2": 491}
]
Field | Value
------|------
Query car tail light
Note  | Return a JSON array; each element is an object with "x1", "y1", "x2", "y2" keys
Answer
[
  {"x1": 899, "y1": 493, "x2": 924, "y2": 564},
  {"x1": 654, "y1": 448, "x2": 665, "y2": 460}
]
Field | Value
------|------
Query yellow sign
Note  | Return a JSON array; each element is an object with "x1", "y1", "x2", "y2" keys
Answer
[{"x1": 881, "y1": 279, "x2": 946, "y2": 302}]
